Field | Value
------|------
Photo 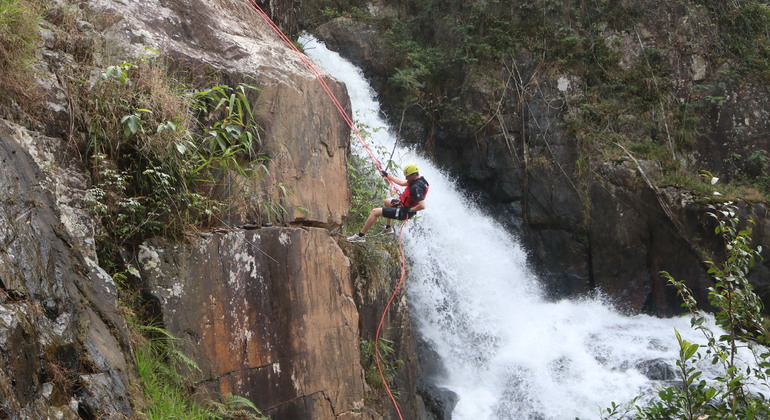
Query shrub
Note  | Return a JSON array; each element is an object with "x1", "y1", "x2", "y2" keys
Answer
[
  {"x1": 83, "y1": 53, "x2": 271, "y2": 249},
  {"x1": 345, "y1": 130, "x2": 392, "y2": 229},
  {"x1": 601, "y1": 180, "x2": 770, "y2": 419},
  {"x1": 0, "y1": 0, "x2": 42, "y2": 104},
  {"x1": 360, "y1": 338, "x2": 402, "y2": 395}
]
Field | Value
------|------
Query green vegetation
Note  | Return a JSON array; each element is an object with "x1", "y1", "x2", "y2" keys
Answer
[
  {"x1": 360, "y1": 338, "x2": 402, "y2": 399},
  {"x1": 320, "y1": 5, "x2": 372, "y2": 21},
  {"x1": 135, "y1": 325, "x2": 268, "y2": 420},
  {"x1": 85, "y1": 52, "x2": 267, "y2": 240},
  {"x1": 345, "y1": 141, "x2": 402, "y2": 290},
  {"x1": 346, "y1": 150, "x2": 389, "y2": 228},
  {"x1": 344, "y1": 120, "x2": 401, "y2": 230},
  {"x1": 193, "y1": 82, "x2": 266, "y2": 176},
  {"x1": 80, "y1": 52, "x2": 279, "y2": 273},
  {"x1": 3, "y1": 1, "x2": 276, "y2": 415},
  {"x1": 346, "y1": 141, "x2": 404, "y2": 401},
  {"x1": 601, "y1": 179, "x2": 769, "y2": 419},
  {"x1": 722, "y1": 149, "x2": 770, "y2": 198},
  {"x1": 699, "y1": 0, "x2": 770, "y2": 77},
  {"x1": 0, "y1": 0, "x2": 42, "y2": 104}
]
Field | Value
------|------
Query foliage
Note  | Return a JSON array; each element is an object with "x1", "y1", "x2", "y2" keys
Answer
[
  {"x1": 193, "y1": 83, "x2": 266, "y2": 176},
  {"x1": 75, "y1": 50, "x2": 282, "y2": 420},
  {"x1": 0, "y1": 0, "x2": 42, "y2": 104},
  {"x1": 345, "y1": 120, "x2": 394, "y2": 229},
  {"x1": 300, "y1": 0, "x2": 374, "y2": 28},
  {"x1": 345, "y1": 128, "x2": 402, "y2": 288},
  {"x1": 207, "y1": 395, "x2": 270, "y2": 420},
  {"x1": 135, "y1": 325, "x2": 268, "y2": 420},
  {"x1": 722, "y1": 150, "x2": 770, "y2": 197},
  {"x1": 319, "y1": 5, "x2": 371, "y2": 20},
  {"x1": 346, "y1": 150, "x2": 389, "y2": 228},
  {"x1": 360, "y1": 338, "x2": 402, "y2": 396},
  {"x1": 369, "y1": 0, "x2": 770, "y2": 201},
  {"x1": 382, "y1": 0, "x2": 678, "y2": 153},
  {"x1": 696, "y1": 0, "x2": 770, "y2": 77},
  {"x1": 601, "y1": 178, "x2": 770, "y2": 419},
  {"x1": 83, "y1": 53, "x2": 272, "y2": 249},
  {"x1": 384, "y1": 20, "x2": 447, "y2": 107},
  {"x1": 352, "y1": 243, "x2": 395, "y2": 292}
]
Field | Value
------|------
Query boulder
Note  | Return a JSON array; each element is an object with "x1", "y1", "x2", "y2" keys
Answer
[{"x1": 636, "y1": 358, "x2": 676, "y2": 381}]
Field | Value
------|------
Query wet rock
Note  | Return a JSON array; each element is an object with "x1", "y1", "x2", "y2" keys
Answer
[{"x1": 636, "y1": 358, "x2": 676, "y2": 381}]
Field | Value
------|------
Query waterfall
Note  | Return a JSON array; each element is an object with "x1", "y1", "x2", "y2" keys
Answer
[{"x1": 299, "y1": 34, "x2": 724, "y2": 419}]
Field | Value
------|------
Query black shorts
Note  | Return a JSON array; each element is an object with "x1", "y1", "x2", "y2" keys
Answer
[{"x1": 382, "y1": 206, "x2": 416, "y2": 221}]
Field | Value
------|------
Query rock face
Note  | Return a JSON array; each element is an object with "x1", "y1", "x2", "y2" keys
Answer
[
  {"x1": 587, "y1": 163, "x2": 711, "y2": 315},
  {"x1": 0, "y1": 119, "x2": 132, "y2": 418},
  {"x1": 11, "y1": 0, "x2": 770, "y2": 418},
  {"x1": 138, "y1": 228, "x2": 365, "y2": 418},
  {"x1": 253, "y1": 76, "x2": 351, "y2": 227}
]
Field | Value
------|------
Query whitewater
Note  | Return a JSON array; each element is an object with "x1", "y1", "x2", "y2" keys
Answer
[{"x1": 300, "y1": 34, "x2": 724, "y2": 419}]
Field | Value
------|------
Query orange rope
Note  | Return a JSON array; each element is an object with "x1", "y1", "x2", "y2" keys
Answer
[
  {"x1": 373, "y1": 219, "x2": 408, "y2": 419},
  {"x1": 245, "y1": 0, "x2": 398, "y2": 192},
  {"x1": 244, "y1": 2, "x2": 407, "y2": 418}
]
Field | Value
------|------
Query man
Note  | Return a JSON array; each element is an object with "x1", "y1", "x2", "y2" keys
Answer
[{"x1": 347, "y1": 162, "x2": 429, "y2": 243}]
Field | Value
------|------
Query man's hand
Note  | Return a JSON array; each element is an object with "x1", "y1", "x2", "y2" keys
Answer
[{"x1": 381, "y1": 170, "x2": 388, "y2": 177}]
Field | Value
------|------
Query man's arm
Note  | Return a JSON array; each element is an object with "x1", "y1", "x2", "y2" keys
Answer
[
  {"x1": 408, "y1": 200, "x2": 426, "y2": 212},
  {"x1": 383, "y1": 172, "x2": 408, "y2": 187}
]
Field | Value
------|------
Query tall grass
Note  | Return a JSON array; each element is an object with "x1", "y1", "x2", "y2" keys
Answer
[
  {"x1": 0, "y1": 0, "x2": 42, "y2": 103},
  {"x1": 134, "y1": 325, "x2": 268, "y2": 420}
]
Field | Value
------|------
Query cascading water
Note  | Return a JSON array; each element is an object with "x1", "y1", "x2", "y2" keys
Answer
[{"x1": 299, "y1": 35, "x2": 728, "y2": 419}]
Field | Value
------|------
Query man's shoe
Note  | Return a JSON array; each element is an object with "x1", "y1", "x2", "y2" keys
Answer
[
  {"x1": 347, "y1": 234, "x2": 365, "y2": 243},
  {"x1": 379, "y1": 226, "x2": 393, "y2": 235}
]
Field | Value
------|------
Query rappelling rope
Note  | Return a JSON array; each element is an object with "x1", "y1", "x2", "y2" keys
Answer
[
  {"x1": 244, "y1": 0, "x2": 398, "y2": 193},
  {"x1": 373, "y1": 219, "x2": 408, "y2": 419},
  {"x1": 244, "y1": 1, "x2": 406, "y2": 418}
]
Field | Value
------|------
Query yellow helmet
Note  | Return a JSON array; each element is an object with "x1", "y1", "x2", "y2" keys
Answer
[{"x1": 403, "y1": 162, "x2": 419, "y2": 176}]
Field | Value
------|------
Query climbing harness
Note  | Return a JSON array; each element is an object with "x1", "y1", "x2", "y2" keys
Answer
[{"x1": 244, "y1": 2, "x2": 408, "y2": 418}]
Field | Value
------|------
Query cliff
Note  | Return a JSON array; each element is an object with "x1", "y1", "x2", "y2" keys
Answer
[{"x1": 0, "y1": 0, "x2": 424, "y2": 418}]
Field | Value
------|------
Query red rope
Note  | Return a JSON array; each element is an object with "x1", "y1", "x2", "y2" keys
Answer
[
  {"x1": 374, "y1": 219, "x2": 408, "y2": 419},
  {"x1": 244, "y1": 2, "x2": 406, "y2": 418},
  {"x1": 245, "y1": 0, "x2": 398, "y2": 192}
]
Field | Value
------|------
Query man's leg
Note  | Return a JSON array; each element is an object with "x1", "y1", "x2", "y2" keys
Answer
[
  {"x1": 348, "y1": 200, "x2": 400, "y2": 242},
  {"x1": 348, "y1": 207, "x2": 384, "y2": 242},
  {"x1": 382, "y1": 198, "x2": 399, "y2": 231},
  {"x1": 361, "y1": 207, "x2": 384, "y2": 234}
]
